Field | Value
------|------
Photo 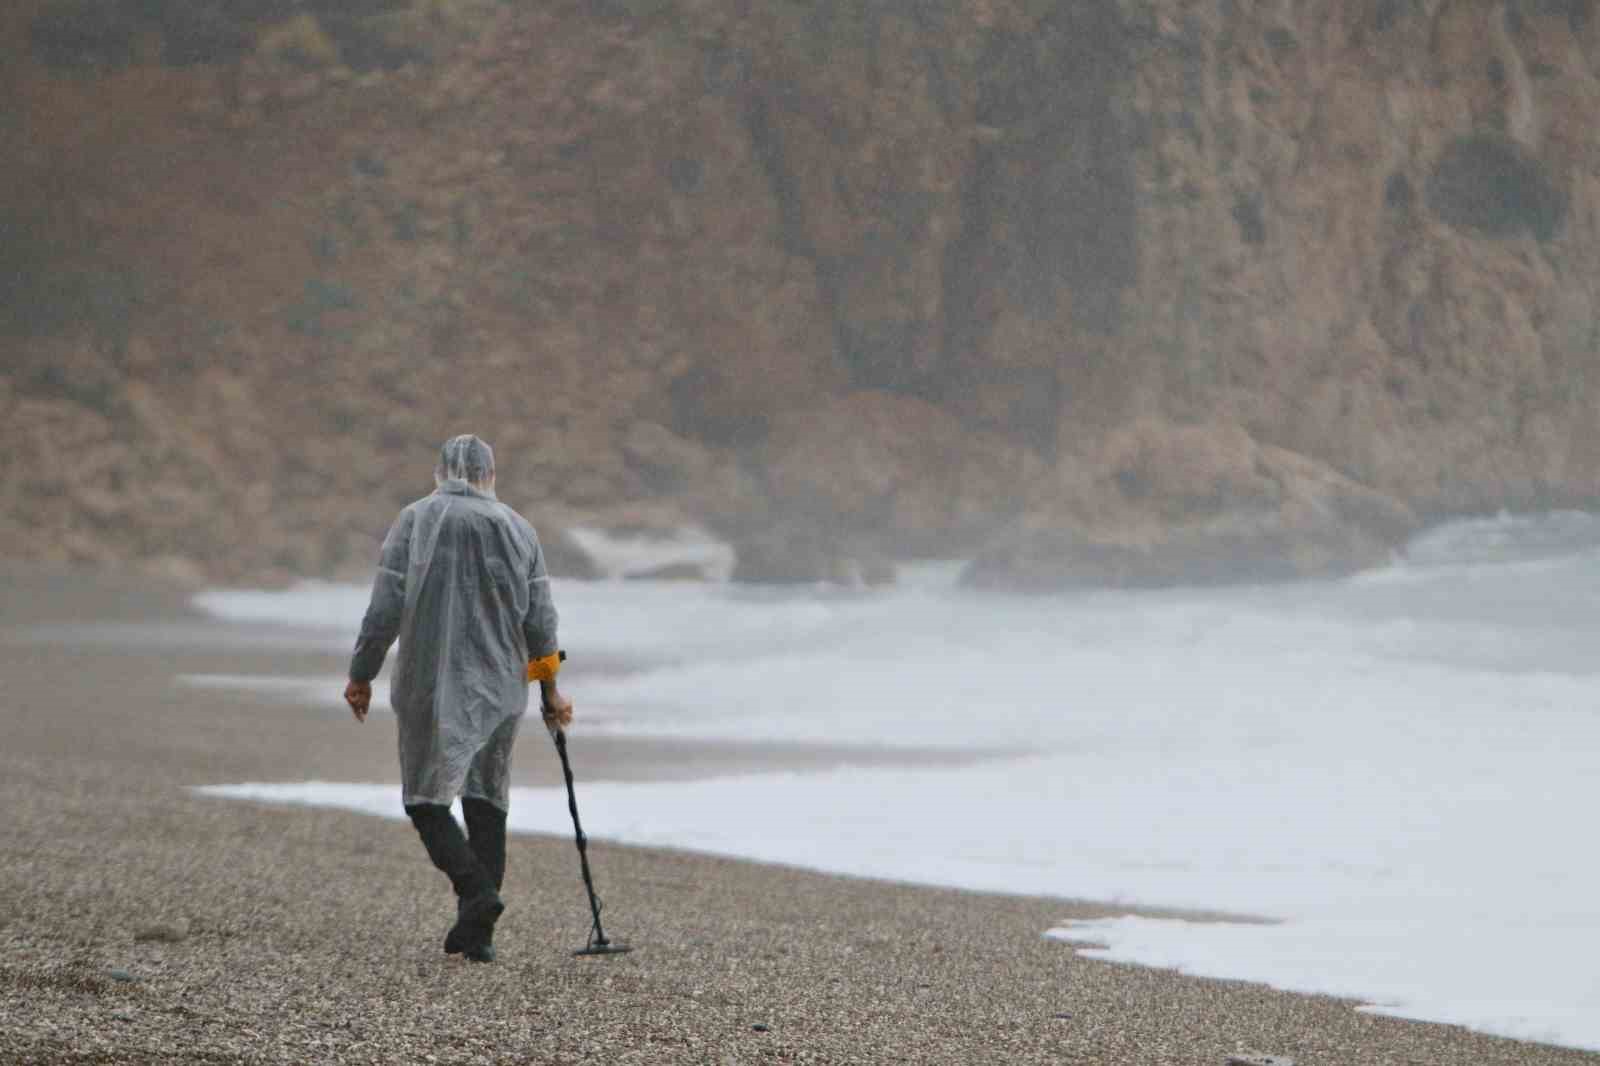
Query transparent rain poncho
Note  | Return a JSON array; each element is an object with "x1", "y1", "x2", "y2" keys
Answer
[{"x1": 350, "y1": 436, "x2": 559, "y2": 810}]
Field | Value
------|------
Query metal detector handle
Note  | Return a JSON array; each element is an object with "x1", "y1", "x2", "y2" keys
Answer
[
  {"x1": 553, "y1": 717, "x2": 608, "y2": 941},
  {"x1": 539, "y1": 649, "x2": 569, "y2": 739},
  {"x1": 542, "y1": 651, "x2": 629, "y2": 955}
]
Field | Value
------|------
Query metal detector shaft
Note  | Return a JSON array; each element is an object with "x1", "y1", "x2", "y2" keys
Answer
[{"x1": 551, "y1": 727, "x2": 627, "y2": 954}]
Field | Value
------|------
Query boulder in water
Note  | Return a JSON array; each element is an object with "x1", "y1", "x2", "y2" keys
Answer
[
  {"x1": 535, "y1": 526, "x2": 601, "y2": 581},
  {"x1": 965, "y1": 420, "x2": 1418, "y2": 590},
  {"x1": 731, "y1": 524, "x2": 894, "y2": 587}
]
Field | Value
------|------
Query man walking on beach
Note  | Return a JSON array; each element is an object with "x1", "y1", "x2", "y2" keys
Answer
[{"x1": 342, "y1": 434, "x2": 572, "y2": 963}]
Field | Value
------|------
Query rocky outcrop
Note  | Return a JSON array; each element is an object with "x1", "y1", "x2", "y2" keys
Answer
[
  {"x1": 729, "y1": 525, "x2": 894, "y2": 588},
  {"x1": 7, "y1": 1, "x2": 1600, "y2": 586},
  {"x1": 535, "y1": 526, "x2": 601, "y2": 583},
  {"x1": 965, "y1": 420, "x2": 1419, "y2": 590},
  {"x1": 759, "y1": 392, "x2": 1042, "y2": 558}
]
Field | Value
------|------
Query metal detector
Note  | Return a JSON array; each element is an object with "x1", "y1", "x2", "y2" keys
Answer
[{"x1": 549, "y1": 725, "x2": 631, "y2": 957}]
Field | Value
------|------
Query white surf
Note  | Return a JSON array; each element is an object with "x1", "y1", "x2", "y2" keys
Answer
[{"x1": 194, "y1": 512, "x2": 1600, "y2": 1051}]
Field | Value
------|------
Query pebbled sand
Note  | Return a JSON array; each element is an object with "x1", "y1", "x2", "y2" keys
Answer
[{"x1": 1, "y1": 569, "x2": 1594, "y2": 1065}]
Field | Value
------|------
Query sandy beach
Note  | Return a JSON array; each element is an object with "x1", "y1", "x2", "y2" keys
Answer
[{"x1": 1, "y1": 569, "x2": 1594, "y2": 1065}]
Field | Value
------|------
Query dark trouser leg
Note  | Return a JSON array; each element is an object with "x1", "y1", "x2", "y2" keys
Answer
[
  {"x1": 405, "y1": 803, "x2": 503, "y2": 960},
  {"x1": 462, "y1": 797, "x2": 507, "y2": 891}
]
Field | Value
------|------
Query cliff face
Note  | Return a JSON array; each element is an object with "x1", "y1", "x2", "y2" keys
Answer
[{"x1": 5, "y1": 0, "x2": 1600, "y2": 584}]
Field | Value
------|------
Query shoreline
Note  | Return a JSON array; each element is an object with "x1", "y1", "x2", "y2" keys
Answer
[{"x1": 2, "y1": 571, "x2": 1596, "y2": 1063}]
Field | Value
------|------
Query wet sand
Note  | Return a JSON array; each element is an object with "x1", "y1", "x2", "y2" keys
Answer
[{"x1": 1, "y1": 568, "x2": 1594, "y2": 1065}]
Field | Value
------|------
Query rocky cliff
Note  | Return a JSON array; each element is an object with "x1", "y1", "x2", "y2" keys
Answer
[{"x1": 5, "y1": 0, "x2": 1600, "y2": 586}]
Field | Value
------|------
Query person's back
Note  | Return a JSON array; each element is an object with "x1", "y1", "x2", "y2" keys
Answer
[
  {"x1": 387, "y1": 484, "x2": 546, "y2": 796},
  {"x1": 342, "y1": 434, "x2": 569, "y2": 963}
]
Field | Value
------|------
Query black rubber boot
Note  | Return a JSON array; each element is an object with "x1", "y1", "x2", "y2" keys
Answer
[
  {"x1": 461, "y1": 798, "x2": 507, "y2": 958},
  {"x1": 406, "y1": 803, "x2": 503, "y2": 962}
]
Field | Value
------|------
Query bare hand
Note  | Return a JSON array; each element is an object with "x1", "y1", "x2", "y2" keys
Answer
[
  {"x1": 541, "y1": 689, "x2": 574, "y2": 732},
  {"x1": 345, "y1": 680, "x2": 371, "y2": 723}
]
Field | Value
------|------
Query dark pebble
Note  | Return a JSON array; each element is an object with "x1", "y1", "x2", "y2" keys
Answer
[{"x1": 751, "y1": 1023, "x2": 769, "y2": 1032}]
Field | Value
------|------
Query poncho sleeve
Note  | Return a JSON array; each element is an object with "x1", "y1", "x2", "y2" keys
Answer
[
  {"x1": 521, "y1": 529, "x2": 560, "y2": 661},
  {"x1": 349, "y1": 506, "x2": 415, "y2": 683}
]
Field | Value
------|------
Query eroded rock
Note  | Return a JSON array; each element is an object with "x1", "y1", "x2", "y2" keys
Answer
[
  {"x1": 965, "y1": 421, "x2": 1419, "y2": 590},
  {"x1": 730, "y1": 524, "x2": 894, "y2": 587},
  {"x1": 535, "y1": 526, "x2": 601, "y2": 582},
  {"x1": 1426, "y1": 134, "x2": 1567, "y2": 241},
  {"x1": 9, "y1": 2, "x2": 1600, "y2": 586},
  {"x1": 762, "y1": 392, "x2": 1040, "y2": 558}
]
